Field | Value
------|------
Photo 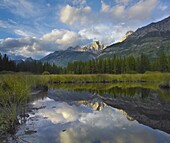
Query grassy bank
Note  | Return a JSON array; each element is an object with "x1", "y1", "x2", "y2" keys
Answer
[
  {"x1": 0, "y1": 74, "x2": 46, "y2": 139},
  {"x1": 40, "y1": 72, "x2": 170, "y2": 86},
  {"x1": 49, "y1": 82, "x2": 159, "y2": 91}
]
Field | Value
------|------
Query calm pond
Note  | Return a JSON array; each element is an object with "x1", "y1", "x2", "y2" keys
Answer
[{"x1": 13, "y1": 84, "x2": 170, "y2": 143}]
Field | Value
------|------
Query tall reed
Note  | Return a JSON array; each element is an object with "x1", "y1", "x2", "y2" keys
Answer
[{"x1": 0, "y1": 74, "x2": 46, "y2": 139}]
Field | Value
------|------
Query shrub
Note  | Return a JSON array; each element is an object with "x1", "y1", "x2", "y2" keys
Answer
[{"x1": 42, "y1": 71, "x2": 50, "y2": 75}]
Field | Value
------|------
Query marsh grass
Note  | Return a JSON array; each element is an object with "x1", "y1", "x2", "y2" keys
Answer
[
  {"x1": 39, "y1": 72, "x2": 170, "y2": 86},
  {"x1": 47, "y1": 73, "x2": 170, "y2": 101},
  {"x1": 0, "y1": 75, "x2": 28, "y2": 138},
  {"x1": 49, "y1": 82, "x2": 158, "y2": 91},
  {"x1": 0, "y1": 74, "x2": 47, "y2": 139}
]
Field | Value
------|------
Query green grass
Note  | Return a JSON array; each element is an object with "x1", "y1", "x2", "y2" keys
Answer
[
  {"x1": 38, "y1": 72, "x2": 170, "y2": 86},
  {"x1": 49, "y1": 82, "x2": 158, "y2": 91},
  {"x1": 0, "y1": 73, "x2": 46, "y2": 138}
]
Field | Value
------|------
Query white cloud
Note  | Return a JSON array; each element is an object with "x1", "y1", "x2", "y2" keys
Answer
[
  {"x1": 59, "y1": 3, "x2": 126, "y2": 27},
  {"x1": 60, "y1": 5, "x2": 92, "y2": 25},
  {"x1": 1, "y1": 0, "x2": 37, "y2": 18},
  {"x1": 79, "y1": 27, "x2": 101, "y2": 42},
  {"x1": 0, "y1": 1, "x2": 57, "y2": 38},
  {"x1": 112, "y1": 5, "x2": 125, "y2": 18},
  {"x1": 31, "y1": 97, "x2": 156, "y2": 143},
  {"x1": 72, "y1": 0, "x2": 86, "y2": 6},
  {"x1": 0, "y1": 37, "x2": 57, "y2": 59},
  {"x1": 61, "y1": 0, "x2": 159, "y2": 32},
  {"x1": 100, "y1": 0, "x2": 158, "y2": 21},
  {"x1": 0, "y1": 19, "x2": 40, "y2": 38},
  {"x1": 0, "y1": 20, "x2": 11, "y2": 28},
  {"x1": 47, "y1": 3, "x2": 51, "y2": 7},
  {"x1": 14, "y1": 29, "x2": 34, "y2": 37},
  {"x1": 8, "y1": 19, "x2": 17, "y2": 25},
  {"x1": 0, "y1": 29, "x2": 92, "y2": 59},
  {"x1": 159, "y1": 5, "x2": 168, "y2": 11},
  {"x1": 32, "y1": 97, "x2": 135, "y2": 128},
  {"x1": 59, "y1": 125, "x2": 155, "y2": 143},
  {"x1": 79, "y1": 24, "x2": 135, "y2": 45},
  {"x1": 0, "y1": 37, "x2": 38, "y2": 52},
  {"x1": 101, "y1": 1, "x2": 110, "y2": 13},
  {"x1": 128, "y1": 0, "x2": 158, "y2": 20},
  {"x1": 57, "y1": 0, "x2": 159, "y2": 45},
  {"x1": 116, "y1": 0, "x2": 129, "y2": 5},
  {"x1": 42, "y1": 29, "x2": 90, "y2": 47}
]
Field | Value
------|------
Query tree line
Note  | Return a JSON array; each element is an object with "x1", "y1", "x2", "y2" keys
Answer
[
  {"x1": 0, "y1": 52, "x2": 170, "y2": 74},
  {"x1": 65, "y1": 53, "x2": 170, "y2": 74},
  {"x1": 0, "y1": 53, "x2": 62, "y2": 74}
]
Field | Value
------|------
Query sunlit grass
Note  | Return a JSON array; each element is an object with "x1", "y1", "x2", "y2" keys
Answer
[{"x1": 37, "y1": 72, "x2": 170, "y2": 86}]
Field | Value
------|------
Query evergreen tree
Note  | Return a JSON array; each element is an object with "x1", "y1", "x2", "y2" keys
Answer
[
  {"x1": 159, "y1": 52, "x2": 168, "y2": 72},
  {"x1": 0, "y1": 53, "x2": 2, "y2": 71},
  {"x1": 139, "y1": 53, "x2": 150, "y2": 73}
]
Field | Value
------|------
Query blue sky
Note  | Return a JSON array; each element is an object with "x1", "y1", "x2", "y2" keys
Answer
[{"x1": 0, "y1": 0, "x2": 170, "y2": 59}]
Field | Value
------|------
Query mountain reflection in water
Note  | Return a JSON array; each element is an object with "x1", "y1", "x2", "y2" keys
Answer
[{"x1": 16, "y1": 84, "x2": 170, "y2": 143}]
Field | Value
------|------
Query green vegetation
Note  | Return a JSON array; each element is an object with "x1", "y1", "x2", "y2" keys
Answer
[
  {"x1": 42, "y1": 72, "x2": 170, "y2": 85},
  {"x1": 42, "y1": 71, "x2": 50, "y2": 75},
  {"x1": 0, "y1": 74, "x2": 46, "y2": 139},
  {"x1": 0, "y1": 53, "x2": 62, "y2": 74},
  {"x1": 66, "y1": 52, "x2": 170, "y2": 74},
  {"x1": 0, "y1": 52, "x2": 170, "y2": 74},
  {"x1": 50, "y1": 82, "x2": 158, "y2": 91}
]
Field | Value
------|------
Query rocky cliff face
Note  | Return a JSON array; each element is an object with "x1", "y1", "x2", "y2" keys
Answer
[
  {"x1": 118, "y1": 31, "x2": 134, "y2": 42},
  {"x1": 67, "y1": 41, "x2": 106, "y2": 54},
  {"x1": 82, "y1": 41, "x2": 106, "y2": 54}
]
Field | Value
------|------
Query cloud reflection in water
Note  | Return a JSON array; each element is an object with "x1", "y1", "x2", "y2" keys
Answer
[{"x1": 19, "y1": 97, "x2": 170, "y2": 143}]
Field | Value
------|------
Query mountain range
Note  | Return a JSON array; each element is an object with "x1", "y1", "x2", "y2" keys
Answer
[
  {"x1": 101, "y1": 16, "x2": 170, "y2": 59},
  {"x1": 41, "y1": 41, "x2": 106, "y2": 67},
  {"x1": 8, "y1": 16, "x2": 170, "y2": 67}
]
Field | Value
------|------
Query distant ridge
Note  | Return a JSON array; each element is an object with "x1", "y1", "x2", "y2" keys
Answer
[
  {"x1": 41, "y1": 41, "x2": 105, "y2": 66},
  {"x1": 101, "y1": 16, "x2": 170, "y2": 59}
]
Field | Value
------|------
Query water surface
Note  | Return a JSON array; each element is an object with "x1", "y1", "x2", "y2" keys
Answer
[{"x1": 16, "y1": 84, "x2": 170, "y2": 143}]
